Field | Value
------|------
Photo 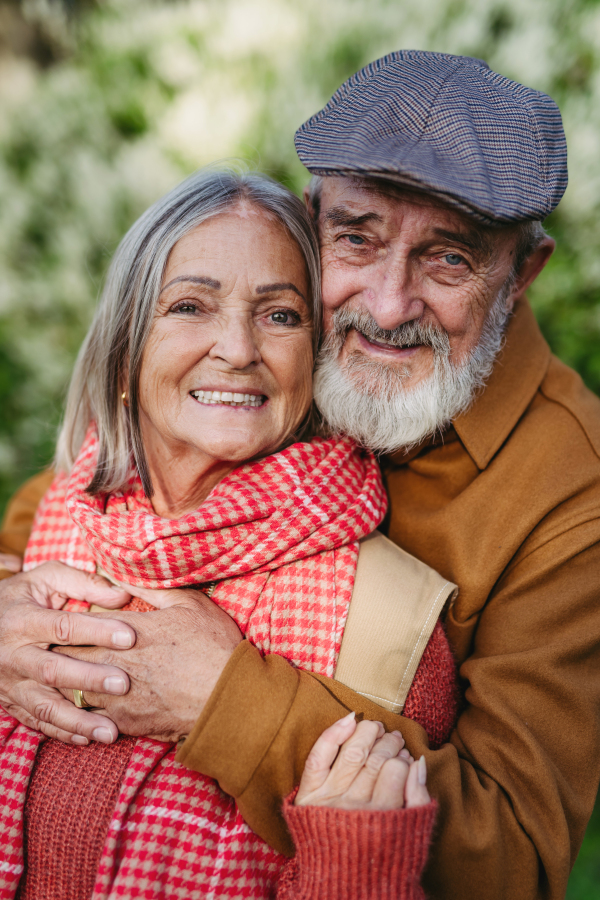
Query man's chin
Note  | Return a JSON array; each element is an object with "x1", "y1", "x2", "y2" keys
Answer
[
  {"x1": 317, "y1": 289, "x2": 510, "y2": 453},
  {"x1": 313, "y1": 350, "x2": 447, "y2": 454},
  {"x1": 338, "y1": 349, "x2": 426, "y2": 398},
  {"x1": 343, "y1": 337, "x2": 434, "y2": 384}
]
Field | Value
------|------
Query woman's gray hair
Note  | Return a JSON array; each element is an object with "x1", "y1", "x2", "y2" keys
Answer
[{"x1": 56, "y1": 167, "x2": 321, "y2": 496}]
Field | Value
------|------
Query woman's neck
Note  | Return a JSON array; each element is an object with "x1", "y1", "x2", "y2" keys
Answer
[
  {"x1": 141, "y1": 428, "x2": 237, "y2": 519},
  {"x1": 148, "y1": 458, "x2": 236, "y2": 519}
]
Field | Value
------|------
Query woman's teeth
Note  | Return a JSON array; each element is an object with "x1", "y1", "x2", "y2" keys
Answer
[{"x1": 191, "y1": 390, "x2": 265, "y2": 407}]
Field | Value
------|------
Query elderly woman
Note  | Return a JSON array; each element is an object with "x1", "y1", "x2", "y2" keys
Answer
[{"x1": 0, "y1": 169, "x2": 456, "y2": 900}]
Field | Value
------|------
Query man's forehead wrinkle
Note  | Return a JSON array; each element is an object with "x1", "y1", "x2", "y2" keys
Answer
[
  {"x1": 324, "y1": 178, "x2": 485, "y2": 227},
  {"x1": 348, "y1": 175, "x2": 463, "y2": 211}
]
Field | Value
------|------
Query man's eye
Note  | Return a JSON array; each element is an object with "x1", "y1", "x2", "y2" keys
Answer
[
  {"x1": 270, "y1": 310, "x2": 299, "y2": 326},
  {"x1": 444, "y1": 253, "x2": 464, "y2": 266},
  {"x1": 345, "y1": 234, "x2": 366, "y2": 245}
]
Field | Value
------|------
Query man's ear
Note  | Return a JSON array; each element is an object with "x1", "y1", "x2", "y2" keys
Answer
[
  {"x1": 303, "y1": 185, "x2": 316, "y2": 220},
  {"x1": 507, "y1": 236, "x2": 555, "y2": 308}
]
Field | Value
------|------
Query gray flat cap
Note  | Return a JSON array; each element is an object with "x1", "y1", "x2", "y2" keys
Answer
[{"x1": 295, "y1": 50, "x2": 568, "y2": 224}]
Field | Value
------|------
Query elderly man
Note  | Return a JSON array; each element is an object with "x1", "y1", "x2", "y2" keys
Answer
[{"x1": 1, "y1": 51, "x2": 599, "y2": 899}]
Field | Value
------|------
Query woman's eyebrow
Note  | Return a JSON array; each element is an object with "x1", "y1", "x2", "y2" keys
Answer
[
  {"x1": 160, "y1": 275, "x2": 221, "y2": 294},
  {"x1": 256, "y1": 282, "x2": 306, "y2": 300}
]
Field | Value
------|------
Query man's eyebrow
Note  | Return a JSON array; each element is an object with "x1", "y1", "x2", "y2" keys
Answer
[
  {"x1": 324, "y1": 207, "x2": 384, "y2": 228},
  {"x1": 160, "y1": 275, "x2": 221, "y2": 294},
  {"x1": 256, "y1": 282, "x2": 306, "y2": 301},
  {"x1": 431, "y1": 227, "x2": 493, "y2": 259}
]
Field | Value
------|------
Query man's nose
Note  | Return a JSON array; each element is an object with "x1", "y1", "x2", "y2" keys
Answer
[
  {"x1": 209, "y1": 316, "x2": 261, "y2": 370},
  {"x1": 361, "y1": 252, "x2": 425, "y2": 331}
]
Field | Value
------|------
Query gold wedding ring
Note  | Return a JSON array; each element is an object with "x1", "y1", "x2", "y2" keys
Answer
[{"x1": 73, "y1": 689, "x2": 93, "y2": 709}]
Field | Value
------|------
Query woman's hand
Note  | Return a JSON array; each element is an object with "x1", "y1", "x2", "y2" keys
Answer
[{"x1": 295, "y1": 712, "x2": 429, "y2": 811}]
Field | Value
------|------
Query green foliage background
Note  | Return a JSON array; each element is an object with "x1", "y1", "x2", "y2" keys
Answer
[{"x1": 0, "y1": 0, "x2": 598, "y2": 893}]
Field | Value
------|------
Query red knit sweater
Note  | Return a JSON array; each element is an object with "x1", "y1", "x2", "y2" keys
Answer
[
  {"x1": 277, "y1": 795, "x2": 438, "y2": 900},
  {"x1": 17, "y1": 615, "x2": 456, "y2": 900}
]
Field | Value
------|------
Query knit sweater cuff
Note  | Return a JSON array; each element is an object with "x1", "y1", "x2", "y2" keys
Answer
[{"x1": 279, "y1": 794, "x2": 437, "y2": 900}]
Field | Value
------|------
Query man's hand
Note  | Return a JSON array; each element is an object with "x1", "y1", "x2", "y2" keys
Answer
[
  {"x1": 55, "y1": 585, "x2": 243, "y2": 743},
  {"x1": 0, "y1": 561, "x2": 134, "y2": 745}
]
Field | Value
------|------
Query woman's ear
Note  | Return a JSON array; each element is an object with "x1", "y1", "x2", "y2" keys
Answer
[
  {"x1": 120, "y1": 364, "x2": 130, "y2": 404},
  {"x1": 507, "y1": 236, "x2": 556, "y2": 309}
]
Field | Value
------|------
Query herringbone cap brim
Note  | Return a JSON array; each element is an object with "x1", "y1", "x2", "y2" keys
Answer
[{"x1": 295, "y1": 50, "x2": 568, "y2": 224}]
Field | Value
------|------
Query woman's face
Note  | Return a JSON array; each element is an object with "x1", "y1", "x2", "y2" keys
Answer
[{"x1": 138, "y1": 206, "x2": 314, "y2": 475}]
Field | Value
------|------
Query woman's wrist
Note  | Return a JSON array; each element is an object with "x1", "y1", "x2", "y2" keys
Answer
[{"x1": 282, "y1": 794, "x2": 437, "y2": 900}]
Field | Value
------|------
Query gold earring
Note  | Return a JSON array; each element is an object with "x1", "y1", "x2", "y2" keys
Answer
[{"x1": 121, "y1": 391, "x2": 129, "y2": 408}]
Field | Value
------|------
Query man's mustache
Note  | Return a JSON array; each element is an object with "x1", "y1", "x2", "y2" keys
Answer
[{"x1": 329, "y1": 308, "x2": 451, "y2": 356}]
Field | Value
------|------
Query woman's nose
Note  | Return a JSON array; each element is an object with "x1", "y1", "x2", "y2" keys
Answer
[{"x1": 209, "y1": 317, "x2": 261, "y2": 370}]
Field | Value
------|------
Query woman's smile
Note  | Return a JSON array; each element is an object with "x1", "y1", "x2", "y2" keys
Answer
[{"x1": 190, "y1": 389, "x2": 267, "y2": 408}]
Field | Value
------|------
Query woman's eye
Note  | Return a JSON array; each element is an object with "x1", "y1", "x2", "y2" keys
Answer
[
  {"x1": 345, "y1": 234, "x2": 366, "y2": 245},
  {"x1": 269, "y1": 310, "x2": 299, "y2": 326},
  {"x1": 171, "y1": 302, "x2": 198, "y2": 314},
  {"x1": 444, "y1": 253, "x2": 464, "y2": 266}
]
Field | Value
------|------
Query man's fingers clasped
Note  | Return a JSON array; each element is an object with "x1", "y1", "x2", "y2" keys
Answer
[{"x1": 0, "y1": 562, "x2": 140, "y2": 746}]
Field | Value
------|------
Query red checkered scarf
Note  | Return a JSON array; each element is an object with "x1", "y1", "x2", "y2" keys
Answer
[{"x1": 0, "y1": 425, "x2": 386, "y2": 900}]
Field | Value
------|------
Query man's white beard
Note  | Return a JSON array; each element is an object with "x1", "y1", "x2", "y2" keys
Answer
[{"x1": 313, "y1": 289, "x2": 512, "y2": 455}]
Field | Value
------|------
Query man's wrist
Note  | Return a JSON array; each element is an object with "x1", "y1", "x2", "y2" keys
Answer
[{"x1": 176, "y1": 641, "x2": 299, "y2": 794}]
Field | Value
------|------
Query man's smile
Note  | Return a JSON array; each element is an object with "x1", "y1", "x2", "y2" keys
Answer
[{"x1": 354, "y1": 329, "x2": 425, "y2": 358}]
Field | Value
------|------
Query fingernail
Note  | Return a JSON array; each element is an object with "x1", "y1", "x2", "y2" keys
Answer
[
  {"x1": 92, "y1": 727, "x2": 114, "y2": 743},
  {"x1": 339, "y1": 711, "x2": 356, "y2": 726},
  {"x1": 103, "y1": 675, "x2": 127, "y2": 694},
  {"x1": 113, "y1": 631, "x2": 133, "y2": 648},
  {"x1": 71, "y1": 735, "x2": 89, "y2": 745},
  {"x1": 418, "y1": 755, "x2": 427, "y2": 785}
]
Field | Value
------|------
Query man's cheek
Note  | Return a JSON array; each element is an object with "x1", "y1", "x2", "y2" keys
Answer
[
  {"x1": 321, "y1": 258, "x2": 361, "y2": 311},
  {"x1": 322, "y1": 307, "x2": 336, "y2": 335},
  {"x1": 433, "y1": 289, "x2": 489, "y2": 348}
]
